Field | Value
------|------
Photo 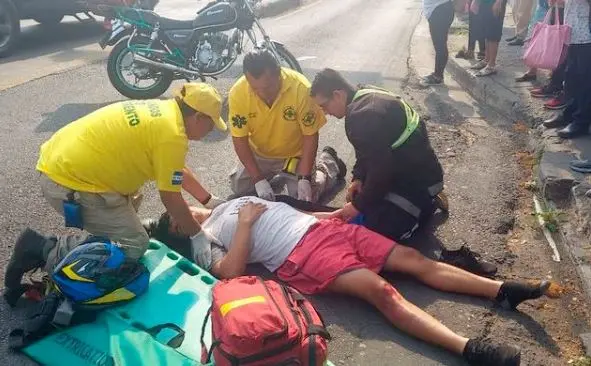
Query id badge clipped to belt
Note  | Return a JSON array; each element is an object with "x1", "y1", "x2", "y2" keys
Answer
[{"x1": 63, "y1": 192, "x2": 83, "y2": 229}]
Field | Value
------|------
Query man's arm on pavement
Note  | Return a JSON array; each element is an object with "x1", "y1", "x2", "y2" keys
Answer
[
  {"x1": 210, "y1": 222, "x2": 252, "y2": 279},
  {"x1": 297, "y1": 133, "x2": 319, "y2": 176},
  {"x1": 233, "y1": 136, "x2": 264, "y2": 183},
  {"x1": 159, "y1": 191, "x2": 202, "y2": 237},
  {"x1": 182, "y1": 167, "x2": 212, "y2": 204}
]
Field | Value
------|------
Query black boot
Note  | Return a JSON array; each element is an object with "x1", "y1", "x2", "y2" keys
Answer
[
  {"x1": 463, "y1": 338, "x2": 521, "y2": 366},
  {"x1": 440, "y1": 245, "x2": 498, "y2": 277},
  {"x1": 4, "y1": 228, "x2": 51, "y2": 291},
  {"x1": 321, "y1": 146, "x2": 347, "y2": 180},
  {"x1": 495, "y1": 280, "x2": 550, "y2": 310}
]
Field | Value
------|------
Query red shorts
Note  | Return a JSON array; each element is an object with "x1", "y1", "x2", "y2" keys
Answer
[{"x1": 276, "y1": 219, "x2": 396, "y2": 295}]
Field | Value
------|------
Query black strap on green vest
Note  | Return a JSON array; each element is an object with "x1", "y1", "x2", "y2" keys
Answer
[{"x1": 352, "y1": 88, "x2": 420, "y2": 149}]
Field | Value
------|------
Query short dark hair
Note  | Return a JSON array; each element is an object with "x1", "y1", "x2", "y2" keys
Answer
[
  {"x1": 243, "y1": 49, "x2": 281, "y2": 78},
  {"x1": 143, "y1": 212, "x2": 193, "y2": 260},
  {"x1": 175, "y1": 97, "x2": 198, "y2": 118},
  {"x1": 310, "y1": 68, "x2": 355, "y2": 98}
]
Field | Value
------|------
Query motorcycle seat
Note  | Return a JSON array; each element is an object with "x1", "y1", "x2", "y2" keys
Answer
[{"x1": 158, "y1": 17, "x2": 195, "y2": 30}]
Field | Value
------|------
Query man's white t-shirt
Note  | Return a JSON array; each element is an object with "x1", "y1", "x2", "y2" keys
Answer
[{"x1": 203, "y1": 196, "x2": 318, "y2": 272}]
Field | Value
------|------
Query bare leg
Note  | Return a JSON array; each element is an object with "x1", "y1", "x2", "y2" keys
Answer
[
  {"x1": 327, "y1": 269, "x2": 469, "y2": 354},
  {"x1": 487, "y1": 41, "x2": 499, "y2": 67},
  {"x1": 383, "y1": 245, "x2": 502, "y2": 299}
]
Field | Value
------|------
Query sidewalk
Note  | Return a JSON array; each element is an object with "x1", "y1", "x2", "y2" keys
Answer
[{"x1": 445, "y1": 7, "x2": 591, "y2": 353}]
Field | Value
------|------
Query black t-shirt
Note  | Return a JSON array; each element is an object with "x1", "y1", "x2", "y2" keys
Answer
[{"x1": 345, "y1": 90, "x2": 443, "y2": 212}]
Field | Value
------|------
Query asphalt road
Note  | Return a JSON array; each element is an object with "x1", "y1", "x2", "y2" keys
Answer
[{"x1": 0, "y1": 0, "x2": 572, "y2": 365}]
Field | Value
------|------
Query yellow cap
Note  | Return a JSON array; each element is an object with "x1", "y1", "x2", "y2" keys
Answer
[{"x1": 174, "y1": 82, "x2": 227, "y2": 131}]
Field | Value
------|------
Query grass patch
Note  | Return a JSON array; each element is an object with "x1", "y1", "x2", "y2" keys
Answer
[
  {"x1": 532, "y1": 205, "x2": 566, "y2": 233},
  {"x1": 570, "y1": 356, "x2": 591, "y2": 366}
]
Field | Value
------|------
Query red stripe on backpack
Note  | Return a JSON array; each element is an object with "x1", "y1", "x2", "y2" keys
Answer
[{"x1": 200, "y1": 276, "x2": 331, "y2": 365}]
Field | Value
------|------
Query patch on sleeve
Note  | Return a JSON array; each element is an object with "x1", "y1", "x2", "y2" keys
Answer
[
  {"x1": 172, "y1": 171, "x2": 183, "y2": 185},
  {"x1": 302, "y1": 111, "x2": 316, "y2": 126},
  {"x1": 231, "y1": 115, "x2": 247, "y2": 128}
]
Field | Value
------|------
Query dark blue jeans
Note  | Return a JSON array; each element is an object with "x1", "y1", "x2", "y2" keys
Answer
[
  {"x1": 563, "y1": 43, "x2": 591, "y2": 128},
  {"x1": 428, "y1": 1, "x2": 455, "y2": 77}
]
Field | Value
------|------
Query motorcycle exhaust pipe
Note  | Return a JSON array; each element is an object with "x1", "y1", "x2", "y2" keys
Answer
[{"x1": 134, "y1": 54, "x2": 203, "y2": 79}]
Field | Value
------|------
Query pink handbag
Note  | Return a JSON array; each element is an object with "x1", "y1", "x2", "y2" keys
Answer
[{"x1": 523, "y1": 5, "x2": 571, "y2": 70}]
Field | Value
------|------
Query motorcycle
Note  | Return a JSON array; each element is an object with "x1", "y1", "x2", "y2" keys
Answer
[{"x1": 94, "y1": 0, "x2": 301, "y2": 99}]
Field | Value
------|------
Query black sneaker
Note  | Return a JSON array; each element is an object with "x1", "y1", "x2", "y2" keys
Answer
[
  {"x1": 322, "y1": 146, "x2": 347, "y2": 180},
  {"x1": 495, "y1": 280, "x2": 550, "y2": 310},
  {"x1": 4, "y1": 228, "x2": 49, "y2": 291},
  {"x1": 463, "y1": 339, "x2": 521, "y2": 366},
  {"x1": 440, "y1": 245, "x2": 498, "y2": 277}
]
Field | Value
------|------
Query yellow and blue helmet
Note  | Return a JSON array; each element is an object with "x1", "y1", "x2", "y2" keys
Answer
[{"x1": 51, "y1": 237, "x2": 149, "y2": 309}]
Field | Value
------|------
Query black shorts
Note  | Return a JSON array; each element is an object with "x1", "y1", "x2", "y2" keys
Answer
[{"x1": 480, "y1": 0, "x2": 507, "y2": 42}]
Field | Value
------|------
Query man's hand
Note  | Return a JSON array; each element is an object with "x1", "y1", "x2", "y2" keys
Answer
[
  {"x1": 191, "y1": 230, "x2": 212, "y2": 270},
  {"x1": 492, "y1": 0, "x2": 503, "y2": 17},
  {"x1": 346, "y1": 180, "x2": 363, "y2": 202},
  {"x1": 297, "y1": 179, "x2": 313, "y2": 202},
  {"x1": 160, "y1": 191, "x2": 201, "y2": 237},
  {"x1": 254, "y1": 179, "x2": 275, "y2": 201},
  {"x1": 203, "y1": 194, "x2": 226, "y2": 209},
  {"x1": 328, "y1": 202, "x2": 360, "y2": 222},
  {"x1": 340, "y1": 202, "x2": 361, "y2": 222},
  {"x1": 238, "y1": 202, "x2": 268, "y2": 226}
]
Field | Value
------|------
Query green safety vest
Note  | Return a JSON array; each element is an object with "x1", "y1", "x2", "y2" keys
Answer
[{"x1": 352, "y1": 88, "x2": 420, "y2": 149}]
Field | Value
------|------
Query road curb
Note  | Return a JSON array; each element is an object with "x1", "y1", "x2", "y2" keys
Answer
[
  {"x1": 257, "y1": 0, "x2": 303, "y2": 18},
  {"x1": 445, "y1": 20, "x2": 591, "y2": 339},
  {"x1": 446, "y1": 57, "x2": 533, "y2": 125}
]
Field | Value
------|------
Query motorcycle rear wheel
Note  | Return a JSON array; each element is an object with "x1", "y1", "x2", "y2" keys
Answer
[{"x1": 107, "y1": 38, "x2": 174, "y2": 99}]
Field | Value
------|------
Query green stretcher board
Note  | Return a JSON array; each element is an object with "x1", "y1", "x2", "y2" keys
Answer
[{"x1": 22, "y1": 239, "x2": 336, "y2": 366}]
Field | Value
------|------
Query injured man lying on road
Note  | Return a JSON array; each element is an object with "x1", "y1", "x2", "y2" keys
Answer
[{"x1": 145, "y1": 196, "x2": 550, "y2": 366}]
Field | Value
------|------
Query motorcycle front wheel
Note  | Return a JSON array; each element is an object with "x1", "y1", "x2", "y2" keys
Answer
[
  {"x1": 272, "y1": 42, "x2": 302, "y2": 73},
  {"x1": 107, "y1": 37, "x2": 174, "y2": 99}
]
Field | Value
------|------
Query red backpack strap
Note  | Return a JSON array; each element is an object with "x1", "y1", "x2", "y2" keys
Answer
[{"x1": 286, "y1": 286, "x2": 331, "y2": 366}]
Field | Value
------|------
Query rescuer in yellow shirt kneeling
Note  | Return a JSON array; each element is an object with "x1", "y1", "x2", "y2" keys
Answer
[
  {"x1": 4, "y1": 83, "x2": 226, "y2": 302},
  {"x1": 227, "y1": 49, "x2": 347, "y2": 203}
]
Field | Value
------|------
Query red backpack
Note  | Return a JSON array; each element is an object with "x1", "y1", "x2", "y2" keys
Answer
[{"x1": 200, "y1": 276, "x2": 331, "y2": 366}]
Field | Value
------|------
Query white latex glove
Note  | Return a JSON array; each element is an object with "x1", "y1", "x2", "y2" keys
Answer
[
  {"x1": 204, "y1": 195, "x2": 226, "y2": 209},
  {"x1": 191, "y1": 230, "x2": 212, "y2": 270},
  {"x1": 254, "y1": 179, "x2": 275, "y2": 201},
  {"x1": 297, "y1": 179, "x2": 312, "y2": 202}
]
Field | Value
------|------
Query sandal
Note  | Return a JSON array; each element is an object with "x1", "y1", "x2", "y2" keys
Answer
[
  {"x1": 476, "y1": 52, "x2": 485, "y2": 60},
  {"x1": 474, "y1": 65, "x2": 497, "y2": 76},
  {"x1": 455, "y1": 48, "x2": 474, "y2": 59},
  {"x1": 420, "y1": 73, "x2": 444, "y2": 86},
  {"x1": 469, "y1": 60, "x2": 488, "y2": 70}
]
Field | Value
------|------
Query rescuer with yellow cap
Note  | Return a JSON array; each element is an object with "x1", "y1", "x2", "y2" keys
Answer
[{"x1": 4, "y1": 82, "x2": 226, "y2": 301}]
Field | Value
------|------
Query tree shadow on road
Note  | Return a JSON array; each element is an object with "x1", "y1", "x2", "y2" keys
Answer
[
  {"x1": 35, "y1": 102, "x2": 118, "y2": 133},
  {"x1": 0, "y1": 20, "x2": 105, "y2": 65}
]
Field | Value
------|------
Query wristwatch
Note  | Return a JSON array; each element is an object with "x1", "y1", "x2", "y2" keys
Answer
[{"x1": 297, "y1": 175, "x2": 312, "y2": 181}]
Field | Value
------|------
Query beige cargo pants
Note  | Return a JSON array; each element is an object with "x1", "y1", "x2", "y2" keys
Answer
[
  {"x1": 229, "y1": 149, "x2": 341, "y2": 202},
  {"x1": 40, "y1": 174, "x2": 148, "y2": 272}
]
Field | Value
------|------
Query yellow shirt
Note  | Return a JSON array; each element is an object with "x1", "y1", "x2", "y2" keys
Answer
[
  {"x1": 228, "y1": 68, "x2": 327, "y2": 159},
  {"x1": 36, "y1": 99, "x2": 188, "y2": 194}
]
